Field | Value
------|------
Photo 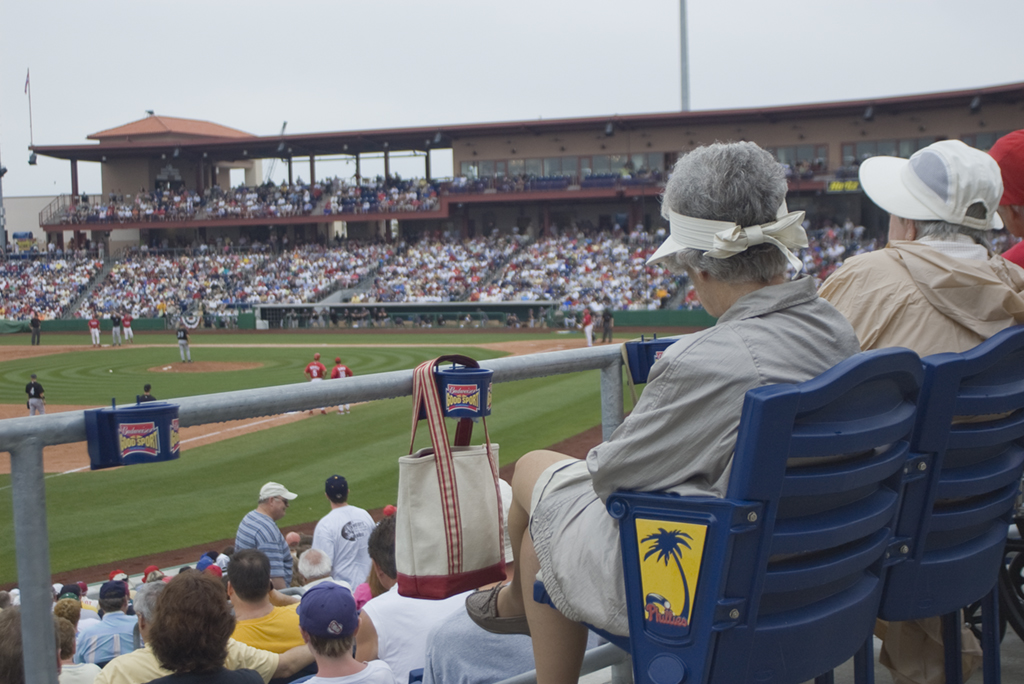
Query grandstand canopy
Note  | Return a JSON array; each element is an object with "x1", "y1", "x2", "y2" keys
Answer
[{"x1": 32, "y1": 81, "x2": 1024, "y2": 164}]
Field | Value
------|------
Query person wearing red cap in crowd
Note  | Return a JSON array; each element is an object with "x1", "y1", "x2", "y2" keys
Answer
[
  {"x1": 330, "y1": 357, "x2": 354, "y2": 415},
  {"x1": 304, "y1": 352, "x2": 328, "y2": 415},
  {"x1": 990, "y1": 130, "x2": 1024, "y2": 268}
]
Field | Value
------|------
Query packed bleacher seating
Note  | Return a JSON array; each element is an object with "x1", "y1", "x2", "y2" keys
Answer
[
  {"x1": 474, "y1": 229, "x2": 679, "y2": 310},
  {"x1": 0, "y1": 254, "x2": 103, "y2": 320},
  {"x1": 45, "y1": 171, "x2": 669, "y2": 227},
  {"x1": 80, "y1": 242, "x2": 391, "y2": 319},
  {"x1": 320, "y1": 176, "x2": 442, "y2": 214},
  {"x1": 5, "y1": 221, "x2": 1020, "y2": 321},
  {"x1": 50, "y1": 176, "x2": 445, "y2": 227},
  {"x1": 357, "y1": 233, "x2": 519, "y2": 303}
]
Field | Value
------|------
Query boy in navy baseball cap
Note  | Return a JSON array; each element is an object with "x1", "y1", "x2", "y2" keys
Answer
[{"x1": 297, "y1": 583, "x2": 393, "y2": 683}]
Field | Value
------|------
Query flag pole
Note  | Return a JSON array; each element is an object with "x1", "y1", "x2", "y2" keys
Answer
[{"x1": 26, "y1": 69, "x2": 34, "y2": 147}]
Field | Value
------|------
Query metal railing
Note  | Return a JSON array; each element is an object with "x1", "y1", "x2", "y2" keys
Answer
[{"x1": 0, "y1": 343, "x2": 628, "y2": 684}]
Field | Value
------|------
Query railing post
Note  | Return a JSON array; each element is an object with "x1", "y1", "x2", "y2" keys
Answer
[
  {"x1": 10, "y1": 437, "x2": 59, "y2": 684},
  {"x1": 611, "y1": 655, "x2": 634, "y2": 684},
  {"x1": 601, "y1": 356, "x2": 624, "y2": 440}
]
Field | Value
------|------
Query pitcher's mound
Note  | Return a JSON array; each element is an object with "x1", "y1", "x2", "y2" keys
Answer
[{"x1": 149, "y1": 362, "x2": 263, "y2": 373}]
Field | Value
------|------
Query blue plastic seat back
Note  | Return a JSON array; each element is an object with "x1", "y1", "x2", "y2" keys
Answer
[
  {"x1": 881, "y1": 324, "x2": 1024, "y2": 621},
  {"x1": 608, "y1": 347, "x2": 922, "y2": 684}
]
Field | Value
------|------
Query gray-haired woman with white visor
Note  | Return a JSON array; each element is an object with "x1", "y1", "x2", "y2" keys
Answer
[{"x1": 465, "y1": 141, "x2": 861, "y2": 683}]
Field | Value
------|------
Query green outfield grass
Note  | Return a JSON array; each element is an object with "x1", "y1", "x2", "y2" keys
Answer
[
  {"x1": 0, "y1": 331, "x2": 618, "y2": 584},
  {"x1": 0, "y1": 330, "x2": 575, "y2": 346},
  {"x1": 0, "y1": 345, "x2": 509, "y2": 406}
]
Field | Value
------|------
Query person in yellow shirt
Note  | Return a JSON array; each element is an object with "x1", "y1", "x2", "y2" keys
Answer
[
  {"x1": 228, "y1": 549, "x2": 305, "y2": 653},
  {"x1": 95, "y1": 580, "x2": 312, "y2": 684}
]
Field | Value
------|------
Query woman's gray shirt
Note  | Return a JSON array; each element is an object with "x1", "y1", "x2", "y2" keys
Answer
[{"x1": 529, "y1": 276, "x2": 860, "y2": 635}]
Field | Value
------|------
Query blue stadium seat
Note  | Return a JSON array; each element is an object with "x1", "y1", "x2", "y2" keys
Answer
[
  {"x1": 869, "y1": 325, "x2": 1024, "y2": 684},
  {"x1": 601, "y1": 347, "x2": 924, "y2": 684}
]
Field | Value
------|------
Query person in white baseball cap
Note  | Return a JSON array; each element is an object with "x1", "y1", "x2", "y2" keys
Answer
[
  {"x1": 235, "y1": 482, "x2": 299, "y2": 589},
  {"x1": 820, "y1": 139, "x2": 1024, "y2": 358},
  {"x1": 821, "y1": 140, "x2": 1024, "y2": 684}
]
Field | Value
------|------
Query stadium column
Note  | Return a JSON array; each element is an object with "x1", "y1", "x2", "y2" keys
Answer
[
  {"x1": 425, "y1": 152, "x2": 431, "y2": 182},
  {"x1": 384, "y1": 147, "x2": 390, "y2": 182},
  {"x1": 355, "y1": 154, "x2": 361, "y2": 185},
  {"x1": 70, "y1": 159, "x2": 79, "y2": 203},
  {"x1": 309, "y1": 155, "x2": 316, "y2": 185},
  {"x1": 287, "y1": 157, "x2": 293, "y2": 185}
]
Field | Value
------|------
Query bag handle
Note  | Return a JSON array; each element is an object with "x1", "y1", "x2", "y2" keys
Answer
[{"x1": 408, "y1": 355, "x2": 495, "y2": 575}]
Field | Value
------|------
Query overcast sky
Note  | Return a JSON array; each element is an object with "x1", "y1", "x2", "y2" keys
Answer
[{"x1": 1, "y1": 0, "x2": 1022, "y2": 196}]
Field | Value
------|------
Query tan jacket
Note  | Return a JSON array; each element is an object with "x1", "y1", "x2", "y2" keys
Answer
[
  {"x1": 819, "y1": 239, "x2": 1023, "y2": 684},
  {"x1": 819, "y1": 240, "x2": 1024, "y2": 356}
]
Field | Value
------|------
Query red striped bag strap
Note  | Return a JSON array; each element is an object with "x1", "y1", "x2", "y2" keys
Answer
[{"x1": 411, "y1": 358, "x2": 464, "y2": 575}]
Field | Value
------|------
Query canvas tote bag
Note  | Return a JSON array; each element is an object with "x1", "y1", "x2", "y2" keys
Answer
[{"x1": 396, "y1": 355, "x2": 506, "y2": 599}]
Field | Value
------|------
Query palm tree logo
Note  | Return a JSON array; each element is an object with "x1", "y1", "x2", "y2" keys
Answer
[{"x1": 642, "y1": 527, "x2": 694, "y2": 625}]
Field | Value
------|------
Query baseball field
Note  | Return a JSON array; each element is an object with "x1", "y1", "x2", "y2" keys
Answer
[{"x1": 0, "y1": 328, "x2": 638, "y2": 587}]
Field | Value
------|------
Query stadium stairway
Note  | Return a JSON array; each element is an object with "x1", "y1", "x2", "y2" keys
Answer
[
  {"x1": 319, "y1": 263, "x2": 381, "y2": 303},
  {"x1": 62, "y1": 258, "x2": 114, "y2": 319}
]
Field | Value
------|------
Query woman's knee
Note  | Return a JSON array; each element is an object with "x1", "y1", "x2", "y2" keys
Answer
[{"x1": 511, "y1": 450, "x2": 572, "y2": 505}]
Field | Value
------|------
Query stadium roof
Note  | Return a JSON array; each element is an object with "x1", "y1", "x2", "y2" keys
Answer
[
  {"x1": 32, "y1": 81, "x2": 1024, "y2": 164},
  {"x1": 88, "y1": 115, "x2": 254, "y2": 141}
]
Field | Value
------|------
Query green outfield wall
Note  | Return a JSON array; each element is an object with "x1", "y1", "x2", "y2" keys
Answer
[{"x1": 611, "y1": 309, "x2": 717, "y2": 328}]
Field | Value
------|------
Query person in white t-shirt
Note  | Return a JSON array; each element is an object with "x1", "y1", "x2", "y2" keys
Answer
[
  {"x1": 57, "y1": 617, "x2": 100, "y2": 684},
  {"x1": 298, "y1": 583, "x2": 392, "y2": 684},
  {"x1": 311, "y1": 475, "x2": 375, "y2": 589},
  {"x1": 355, "y1": 515, "x2": 470, "y2": 684}
]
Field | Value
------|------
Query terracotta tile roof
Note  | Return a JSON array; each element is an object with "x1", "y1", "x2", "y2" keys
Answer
[{"x1": 88, "y1": 115, "x2": 254, "y2": 141}]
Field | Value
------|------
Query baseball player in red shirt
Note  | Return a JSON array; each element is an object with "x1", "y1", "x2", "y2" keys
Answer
[
  {"x1": 122, "y1": 313, "x2": 134, "y2": 343},
  {"x1": 331, "y1": 356, "x2": 354, "y2": 415},
  {"x1": 88, "y1": 314, "x2": 101, "y2": 347},
  {"x1": 305, "y1": 352, "x2": 328, "y2": 414}
]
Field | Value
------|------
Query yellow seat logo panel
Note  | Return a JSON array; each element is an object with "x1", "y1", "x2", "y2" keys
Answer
[{"x1": 636, "y1": 518, "x2": 708, "y2": 629}]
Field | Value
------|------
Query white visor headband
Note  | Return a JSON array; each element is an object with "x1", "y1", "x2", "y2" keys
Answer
[{"x1": 647, "y1": 202, "x2": 808, "y2": 274}]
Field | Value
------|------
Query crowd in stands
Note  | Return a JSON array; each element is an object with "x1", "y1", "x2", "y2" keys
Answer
[
  {"x1": 474, "y1": 226, "x2": 679, "y2": 310},
  {"x1": 47, "y1": 169, "x2": 668, "y2": 227},
  {"x1": 0, "y1": 474, "x2": 525, "y2": 684},
  {"x1": 358, "y1": 233, "x2": 519, "y2": 302},
  {"x1": 0, "y1": 255, "x2": 103, "y2": 320},
  {"x1": 320, "y1": 176, "x2": 442, "y2": 215},
  {"x1": 50, "y1": 176, "x2": 444, "y2": 227},
  {"x1": 5, "y1": 219, "x2": 1018, "y2": 321},
  {"x1": 79, "y1": 243, "x2": 391, "y2": 319}
]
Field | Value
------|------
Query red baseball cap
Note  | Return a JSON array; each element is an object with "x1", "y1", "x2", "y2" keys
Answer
[
  {"x1": 335, "y1": 357, "x2": 341, "y2": 364},
  {"x1": 990, "y1": 130, "x2": 1024, "y2": 206}
]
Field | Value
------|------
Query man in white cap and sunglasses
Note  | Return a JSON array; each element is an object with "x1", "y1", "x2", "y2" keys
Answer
[
  {"x1": 820, "y1": 141, "x2": 1024, "y2": 684},
  {"x1": 236, "y1": 482, "x2": 299, "y2": 589}
]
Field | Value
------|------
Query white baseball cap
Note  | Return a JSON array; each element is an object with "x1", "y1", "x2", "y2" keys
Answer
[
  {"x1": 260, "y1": 482, "x2": 298, "y2": 500},
  {"x1": 858, "y1": 139, "x2": 1003, "y2": 230}
]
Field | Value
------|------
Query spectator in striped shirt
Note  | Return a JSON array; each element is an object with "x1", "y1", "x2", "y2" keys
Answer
[{"x1": 235, "y1": 483, "x2": 298, "y2": 589}]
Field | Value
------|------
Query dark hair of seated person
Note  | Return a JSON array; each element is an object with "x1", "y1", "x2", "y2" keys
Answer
[{"x1": 149, "y1": 571, "x2": 236, "y2": 673}]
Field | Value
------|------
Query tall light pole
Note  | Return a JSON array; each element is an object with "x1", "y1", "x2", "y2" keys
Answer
[
  {"x1": 0, "y1": 140, "x2": 7, "y2": 252},
  {"x1": 680, "y1": 0, "x2": 690, "y2": 111}
]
